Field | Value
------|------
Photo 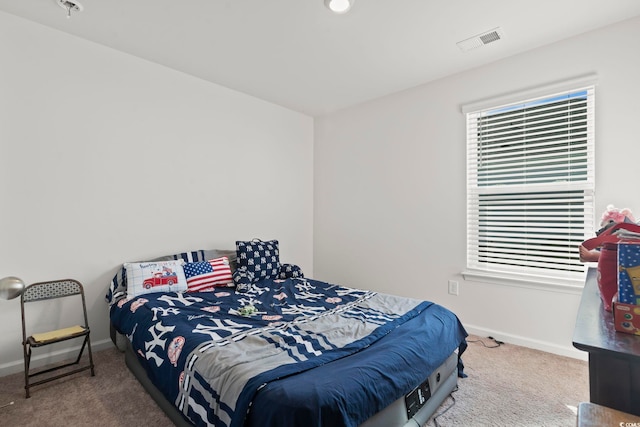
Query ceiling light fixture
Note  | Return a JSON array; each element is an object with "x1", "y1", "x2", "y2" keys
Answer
[
  {"x1": 324, "y1": 0, "x2": 354, "y2": 14},
  {"x1": 56, "y1": 0, "x2": 83, "y2": 19}
]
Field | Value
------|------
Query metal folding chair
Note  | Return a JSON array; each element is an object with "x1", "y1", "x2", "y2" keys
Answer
[{"x1": 20, "y1": 279, "x2": 95, "y2": 398}]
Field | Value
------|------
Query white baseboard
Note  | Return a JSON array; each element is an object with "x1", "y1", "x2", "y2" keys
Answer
[
  {"x1": 463, "y1": 324, "x2": 588, "y2": 361},
  {"x1": 2, "y1": 328, "x2": 587, "y2": 378},
  {"x1": 0, "y1": 338, "x2": 114, "y2": 378}
]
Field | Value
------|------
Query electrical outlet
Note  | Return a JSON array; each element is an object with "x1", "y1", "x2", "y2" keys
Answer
[{"x1": 448, "y1": 280, "x2": 459, "y2": 296}]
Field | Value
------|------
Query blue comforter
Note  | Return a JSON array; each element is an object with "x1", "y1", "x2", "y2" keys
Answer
[{"x1": 110, "y1": 277, "x2": 467, "y2": 427}]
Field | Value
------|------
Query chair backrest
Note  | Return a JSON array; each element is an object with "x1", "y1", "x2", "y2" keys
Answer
[
  {"x1": 22, "y1": 279, "x2": 84, "y2": 303},
  {"x1": 21, "y1": 279, "x2": 90, "y2": 343}
]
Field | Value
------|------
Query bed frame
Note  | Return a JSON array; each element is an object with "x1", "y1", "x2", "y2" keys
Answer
[{"x1": 114, "y1": 328, "x2": 457, "y2": 427}]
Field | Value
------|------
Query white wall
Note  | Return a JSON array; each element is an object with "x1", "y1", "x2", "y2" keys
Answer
[
  {"x1": 314, "y1": 16, "x2": 640, "y2": 358},
  {"x1": 0, "y1": 11, "x2": 313, "y2": 375}
]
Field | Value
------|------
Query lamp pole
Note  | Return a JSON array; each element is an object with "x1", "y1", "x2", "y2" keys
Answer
[{"x1": 0, "y1": 276, "x2": 25, "y2": 409}]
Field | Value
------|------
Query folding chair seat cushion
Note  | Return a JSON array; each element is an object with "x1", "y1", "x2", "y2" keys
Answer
[{"x1": 29, "y1": 325, "x2": 88, "y2": 346}]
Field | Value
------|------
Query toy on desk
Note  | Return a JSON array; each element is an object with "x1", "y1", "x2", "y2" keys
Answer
[
  {"x1": 579, "y1": 205, "x2": 636, "y2": 263},
  {"x1": 613, "y1": 301, "x2": 640, "y2": 336},
  {"x1": 579, "y1": 205, "x2": 637, "y2": 312},
  {"x1": 601, "y1": 205, "x2": 636, "y2": 227},
  {"x1": 617, "y1": 246, "x2": 640, "y2": 305}
]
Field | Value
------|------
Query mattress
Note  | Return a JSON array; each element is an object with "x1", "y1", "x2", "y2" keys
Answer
[
  {"x1": 110, "y1": 276, "x2": 467, "y2": 426},
  {"x1": 123, "y1": 338, "x2": 459, "y2": 427}
]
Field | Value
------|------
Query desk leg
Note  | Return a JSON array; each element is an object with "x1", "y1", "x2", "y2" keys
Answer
[{"x1": 589, "y1": 353, "x2": 640, "y2": 416}]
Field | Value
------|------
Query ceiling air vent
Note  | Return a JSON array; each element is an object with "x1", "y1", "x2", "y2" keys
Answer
[{"x1": 457, "y1": 27, "x2": 505, "y2": 52}]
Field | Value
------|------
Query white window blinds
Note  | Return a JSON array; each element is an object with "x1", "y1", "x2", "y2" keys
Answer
[{"x1": 466, "y1": 86, "x2": 595, "y2": 285}]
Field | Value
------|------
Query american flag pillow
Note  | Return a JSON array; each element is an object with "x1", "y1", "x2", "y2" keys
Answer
[{"x1": 183, "y1": 256, "x2": 233, "y2": 292}]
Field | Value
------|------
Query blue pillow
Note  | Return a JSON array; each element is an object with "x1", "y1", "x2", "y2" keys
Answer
[
  {"x1": 233, "y1": 266, "x2": 255, "y2": 293},
  {"x1": 278, "y1": 263, "x2": 304, "y2": 279},
  {"x1": 235, "y1": 240, "x2": 281, "y2": 282}
]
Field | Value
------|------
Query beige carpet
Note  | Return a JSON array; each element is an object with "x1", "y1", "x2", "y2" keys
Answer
[
  {"x1": 428, "y1": 336, "x2": 589, "y2": 427},
  {"x1": 0, "y1": 335, "x2": 588, "y2": 426}
]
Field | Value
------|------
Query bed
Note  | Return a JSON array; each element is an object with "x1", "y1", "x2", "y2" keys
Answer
[{"x1": 106, "y1": 246, "x2": 467, "y2": 427}]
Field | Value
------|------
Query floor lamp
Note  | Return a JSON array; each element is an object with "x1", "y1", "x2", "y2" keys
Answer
[{"x1": 0, "y1": 276, "x2": 26, "y2": 409}]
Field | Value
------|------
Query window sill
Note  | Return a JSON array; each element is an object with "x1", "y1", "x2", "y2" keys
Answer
[{"x1": 462, "y1": 269, "x2": 587, "y2": 295}]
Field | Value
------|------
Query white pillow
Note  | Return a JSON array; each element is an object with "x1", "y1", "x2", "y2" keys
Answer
[{"x1": 124, "y1": 260, "x2": 187, "y2": 298}]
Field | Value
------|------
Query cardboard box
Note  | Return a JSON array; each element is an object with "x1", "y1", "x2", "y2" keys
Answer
[
  {"x1": 613, "y1": 302, "x2": 640, "y2": 336},
  {"x1": 617, "y1": 243, "x2": 640, "y2": 305}
]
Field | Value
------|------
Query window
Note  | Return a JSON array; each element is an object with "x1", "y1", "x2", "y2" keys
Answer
[{"x1": 464, "y1": 82, "x2": 595, "y2": 288}]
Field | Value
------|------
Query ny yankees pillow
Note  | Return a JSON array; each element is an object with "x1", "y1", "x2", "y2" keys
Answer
[
  {"x1": 278, "y1": 263, "x2": 304, "y2": 279},
  {"x1": 235, "y1": 240, "x2": 281, "y2": 282}
]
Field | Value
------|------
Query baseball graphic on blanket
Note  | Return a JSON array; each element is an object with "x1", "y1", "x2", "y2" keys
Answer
[{"x1": 168, "y1": 336, "x2": 185, "y2": 367}]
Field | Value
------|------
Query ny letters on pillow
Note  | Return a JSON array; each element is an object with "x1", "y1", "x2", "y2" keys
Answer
[
  {"x1": 233, "y1": 266, "x2": 255, "y2": 293},
  {"x1": 124, "y1": 260, "x2": 187, "y2": 298},
  {"x1": 183, "y1": 256, "x2": 233, "y2": 292},
  {"x1": 278, "y1": 263, "x2": 304, "y2": 279},
  {"x1": 235, "y1": 240, "x2": 281, "y2": 282}
]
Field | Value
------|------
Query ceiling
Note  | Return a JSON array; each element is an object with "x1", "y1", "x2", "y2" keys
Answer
[{"x1": 2, "y1": 0, "x2": 640, "y2": 116}]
